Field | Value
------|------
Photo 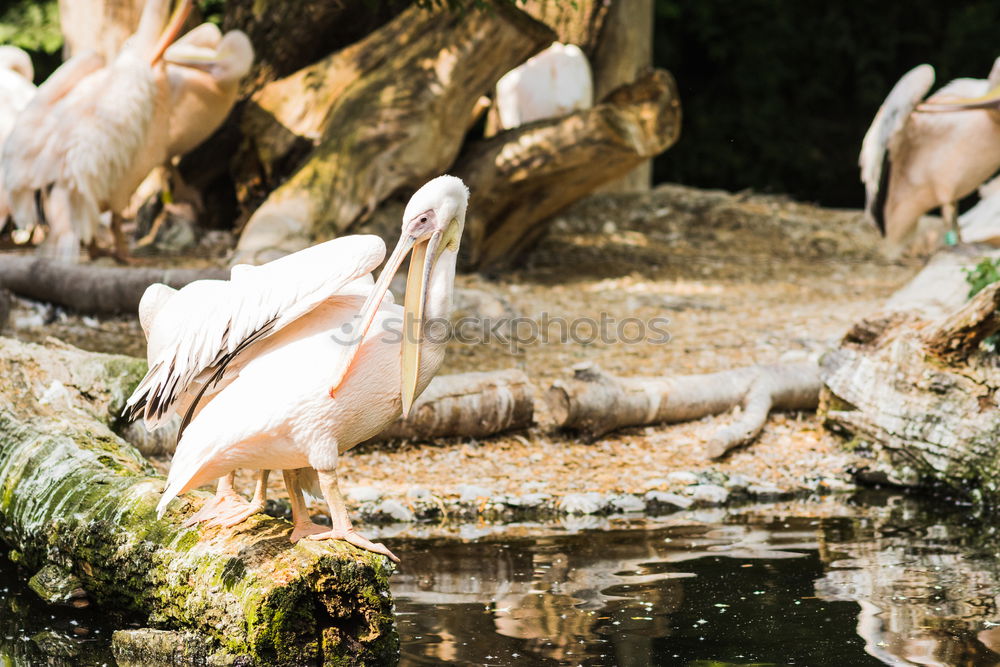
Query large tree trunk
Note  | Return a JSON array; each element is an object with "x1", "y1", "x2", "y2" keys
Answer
[
  {"x1": 231, "y1": 3, "x2": 554, "y2": 265},
  {"x1": 821, "y1": 247, "x2": 1000, "y2": 501},
  {"x1": 222, "y1": 0, "x2": 403, "y2": 94},
  {"x1": 456, "y1": 70, "x2": 681, "y2": 270},
  {"x1": 591, "y1": 0, "x2": 654, "y2": 193},
  {"x1": 0, "y1": 337, "x2": 395, "y2": 665}
]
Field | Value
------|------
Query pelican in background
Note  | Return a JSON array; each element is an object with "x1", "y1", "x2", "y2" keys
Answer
[
  {"x1": 124, "y1": 176, "x2": 469, "y2": 561},
  {"x1": 163, "y1": 24, "x2": 253, "y2": 159},
  {"x1": 494, "y1": 42, "x2": 593, "y2": 130},
  {"x1": 860, "y1": 59, "x2": 1000, "y2": 253},
  {"x1": 0, "y1": 46, "x2": 36, "y2": 227},
  {"x1": 133, "y1": 22, "x2": 253, "y2": 246},
  {"x1": 2, "y1": 0, "x2": 193, "y2": 261}
]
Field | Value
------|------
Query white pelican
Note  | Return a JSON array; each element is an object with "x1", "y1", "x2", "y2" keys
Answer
[
  {"x1": 124, "y1": 176, "x2": 469, "y2": 562},
  {"x1": 860, "y1": 59, "x2": 1000, "y2": 252},
  {"x1": 1, "y1": 0, "x2": 193, "y2": 261},
  {"x1": 495, "y1": 42, "x2": 593, "y2": 130},
  {"x1": 0, "y1": 46, "x2": 36, "y2": 227},
  {"x1": 163, "y1": 23, "x2": 253, "y2": 160}
]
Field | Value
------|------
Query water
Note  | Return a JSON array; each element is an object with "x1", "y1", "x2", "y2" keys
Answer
[{"x1": 3, "y1": 492, "x2": 1000, "y2": 666}]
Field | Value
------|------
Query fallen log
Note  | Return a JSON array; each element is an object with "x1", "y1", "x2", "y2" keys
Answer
[
  {"x1": 455, "y1": 69, "x2": 681, "y2": 270},
  {"x1": 821, "y1": 247, "x2": 1000, "y2": 499},
  {"x1": 0, "y1": 337, "x2": 395, "y2": 665},
  {"x1": 546, "y1": 361, "x2": 821, "y2": 458},
  {"x1": 127, "y1": 369, "x2": 535, "y2": 457},
  {"x1": 0, "y1": 256, "x2": 227, "y2": 315},
  {"x1": 232, "y1": 3, "x2": 554, "y2": 265}
]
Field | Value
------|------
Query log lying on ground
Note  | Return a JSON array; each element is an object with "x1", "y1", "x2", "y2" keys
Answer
[
  {"x1": 546, "y1": 362, "x2": 821, "y2": 456},
  {"x1": 0, "y1": 256, "x2": 227, "y2": 315},
  {"x1": 232, "y1": 3, "x2": 554, "y2": 265},
  {"x1": 821, "y1": 247, "x2": 1000, "y2": 499},
  {"x1": 128, "y1": 369, "x2": 535, "y2": 457},
  {"x1": 0, "y1": 337, "x2": 395, "y2": 665},
  {"x1": 455, "y1": 70, "x2": 681, "y2": 270},
  {"x1": 546, "y1": 361, "x2": 821, "y2": 458}
]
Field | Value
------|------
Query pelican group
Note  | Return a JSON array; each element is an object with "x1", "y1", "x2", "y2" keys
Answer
[
  {"x1": 0, "y1": 0, "x2": 253, "y2": 262},
  {"x1": 860, "y1": 58, "x2": 1000, "y2": 252},
  {"x1": 125, "y1": 176, "x2": 469, "y2": 562}
]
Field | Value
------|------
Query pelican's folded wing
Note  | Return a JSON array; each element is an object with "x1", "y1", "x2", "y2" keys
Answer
[
  {"x1": 859, "y1": 64, "x2": 935, "y2": 233},
  {"x1": 123, "y1": 234, "x2": 387, "y2": 429}
]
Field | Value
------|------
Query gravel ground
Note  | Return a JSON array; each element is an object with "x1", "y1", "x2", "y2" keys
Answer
[{"x1": 5, "y1": 184, "x2": 924, "y2": 521}]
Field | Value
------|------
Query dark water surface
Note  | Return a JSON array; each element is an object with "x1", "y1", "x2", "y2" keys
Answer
[{"x1": 4, "y1": 493, "x2": 1000, "y2": 666}]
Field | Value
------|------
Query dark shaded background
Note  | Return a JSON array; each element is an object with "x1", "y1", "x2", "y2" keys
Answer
[{"x1": 652, "y1": 1, "x2": 1000, "y2": 208}]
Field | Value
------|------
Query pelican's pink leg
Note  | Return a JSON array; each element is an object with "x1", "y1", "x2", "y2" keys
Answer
[
  {"x1": 305, "y1": 469, "x2": 400, "y2": 563},
  {"x1": 184, "y1": 470, "x2": 267, "y2": 528},
  {"x1": 284, "y1": 468, "x2": 326, "y2": 543},
  {"x1": 204, "y1": 469, "x2": 270, "y2": 528}
]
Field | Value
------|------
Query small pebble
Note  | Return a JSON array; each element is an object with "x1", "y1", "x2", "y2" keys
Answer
[
  {"x1": 686, "y1": 484, "x2": 729, "y2": 505},
  {"x1": 559, "y1": 492, "x2": 607, "y2": 515},
  {"x1": 375, "y1": 500, "x2": 414, "y2": 522},
  {"x1": 666, "y1": 471, "x2": 700, "y2": 486}
]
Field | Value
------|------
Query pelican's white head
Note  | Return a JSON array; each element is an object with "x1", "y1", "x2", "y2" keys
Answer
[
  {"x1": 400, "y1": 175, "x2": 469, "y2": 255},
  {"x1": 328, "y1": 176, "x2": 470, "y2": 416},
  {"x1": 0, "y1": 46, "x2": 33, "y2": 82}
]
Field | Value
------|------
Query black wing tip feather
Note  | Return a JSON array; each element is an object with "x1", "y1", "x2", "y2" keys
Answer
[{"x1": 868, "y1": 153, "x2": 891, "y2": 237}]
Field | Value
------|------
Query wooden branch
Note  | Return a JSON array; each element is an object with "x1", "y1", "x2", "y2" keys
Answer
[
  {"x1": 0, "y1": 256, "x2": 227, "y2": 315},
  {"x1": 924, "y1": 281, "x2": 1000, "y2": 358},
  {"x1": 126, "y1": 369, "x2": 535, "y2": 457},
  {"x1": 0, "y1": 338, "x2": 394, "y2": 664},
  {"x1": 233, "y1": 3, "x2": 554, "y2": 264},
  {"x1": 546, "y1": 362, "x2": 820, "y2": 457},
  {"x1": 456, "y1": 69, "x2": 681, "y2": 270}
]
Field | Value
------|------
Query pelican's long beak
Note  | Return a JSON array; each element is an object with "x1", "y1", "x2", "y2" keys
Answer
[
  {"x1": 150, "y1": 0, "x2": 193, "y2": 66},
  {"x1": 400, "y1": 231, "x2": 442, "y2": 416},
  {"x1": 328, "y1": 228, "x2": 443, "y2": 418},
  {"x1": 918, "y1": 85, "x2": 1000, "y2": 112},
  {"x1": 163, "y1": 42, "x2": 219, "y2": 71}
]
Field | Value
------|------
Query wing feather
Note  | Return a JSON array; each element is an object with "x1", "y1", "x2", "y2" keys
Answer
[
  {"x1": 860, "y1": 64, "x2": 935, "y2": 231},
  {"x1": 124, "y1": 235, "x2": 387, "y2": 429}
]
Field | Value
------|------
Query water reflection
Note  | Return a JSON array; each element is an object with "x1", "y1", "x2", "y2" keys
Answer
[
  {"x1": 3, "y1": 494, "x2": 1000, "y2": 665},
  {"x1": 390, "y1": 515, "x2": 870, "y2": 666},
  {"x1": 816, "y1": 493, "x2": 1000, "y2": 667}
]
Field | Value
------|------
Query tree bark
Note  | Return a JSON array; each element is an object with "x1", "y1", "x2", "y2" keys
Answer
[
  {"x1": 821, "y1": 247, "x2": 1000, "y2": 500},
  {"x1": 456, "y1": 69, "x2": 681, "y2": 270},
  {"x1": 591, "y1": 0, "x2": 654, "y2": 193},
  {"x1": 231, "y1": 3, "x2": 555, "y2": 265},
  {"x1": 0, "y1": 337, "x2": 395, "y2": 665},
  {"x1": 221, "y1": 0, "x2": 403, "y2": 94},
  {"x1": 0, "y1": 256, "x2": 227, "y2": 315},
  {"x1": 546, "y1": 361, "x2": 821, "y2": 457}
]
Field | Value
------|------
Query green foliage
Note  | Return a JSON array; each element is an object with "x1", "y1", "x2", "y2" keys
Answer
[
  {"x1": 198, "y1": 0, "x2": 226, "y2": 25},
  {"x1": 0, "y1": 0, "x2": 61, "y2": 55},
  {"x1": 653, "y1": 0, "x2": 1000, "y2": 207},
  {"x1": 964, "y1": 257, "x2": 1000, "y2": 352},
  {"x1": 964, "y1": 258, "x2": 1000, "y2": 298}
]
